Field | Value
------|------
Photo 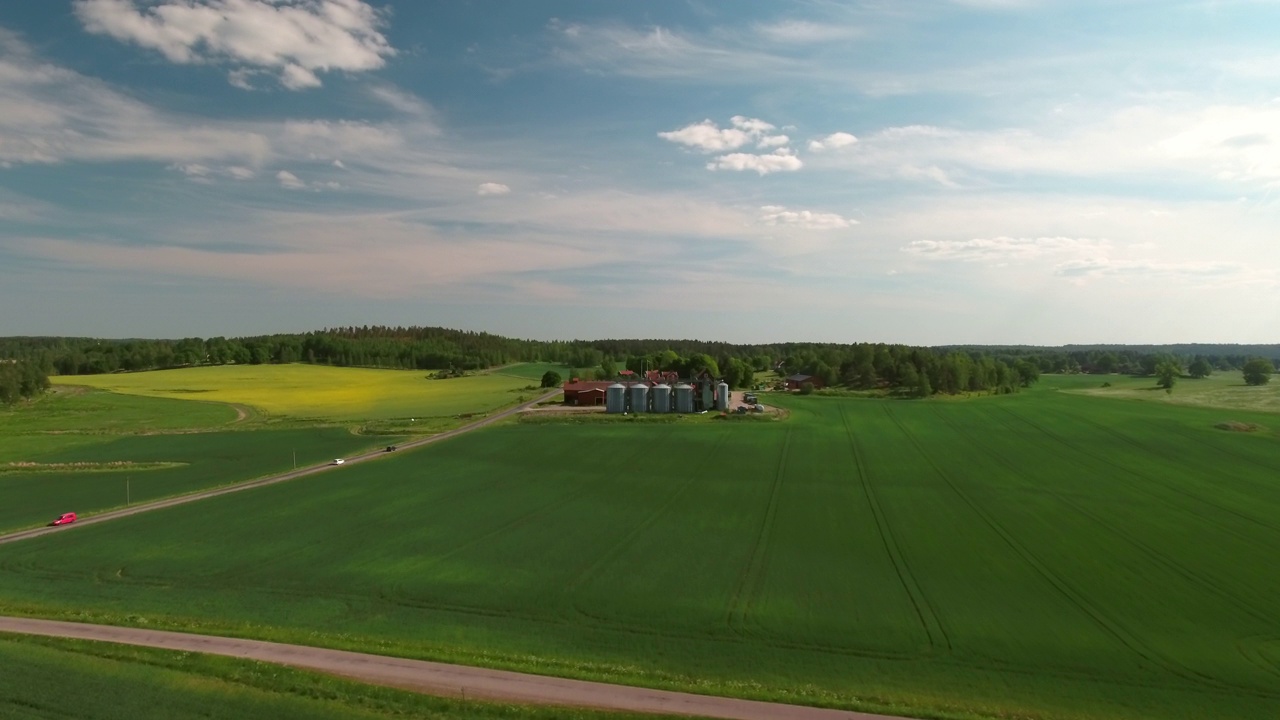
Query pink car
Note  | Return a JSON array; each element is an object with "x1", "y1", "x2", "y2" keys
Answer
[{"x1": 51, "y1": 512, "x2": 77, "y2": 526}]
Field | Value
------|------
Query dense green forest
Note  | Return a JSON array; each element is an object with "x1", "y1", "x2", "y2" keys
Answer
[
  {"x1": 1, "y1": 328, "x2": 1277, "y2": 399},
  {"x1": 0, "y1": 359, "x2": 50, "y2": 405}
]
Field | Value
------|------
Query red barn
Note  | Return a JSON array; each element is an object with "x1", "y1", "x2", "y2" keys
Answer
[
  {"x1": 562, "y1": 380, "x2": 613, "y2": 406},
  {"x1": 785, "y1": 373, "x2": 823, "y2": 390}
]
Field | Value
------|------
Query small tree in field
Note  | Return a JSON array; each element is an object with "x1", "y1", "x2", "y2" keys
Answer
[
  {"x1": 1242, "y1": 358, "x2": 1274, "y2": 386},
  {"x1": 1188, "y1": 358, "x2": 1212, "y2": 379},
  {"x1": 540, "y1": 370, "x2": 563, "y2": 388},
  {"x1": 798, "y1": 381, "x2": 815, "y2": 395},
  {"x1": 1155, "y1": 361, "x2": 1179, "y2": 390}
]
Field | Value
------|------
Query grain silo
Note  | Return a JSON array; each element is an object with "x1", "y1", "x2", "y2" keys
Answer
[
  {"x1": 716, "y1": 381, "x2": 730, "y2": 411},
  {"x1": 606, "y1": 383, "x2": 627, "y2": 413},
  {"x1": 651, "y1": 383, "x2": 672, "y2": 413},
  {"x1": 627, "y1": 383, "x2": 648, "y2": 413},
  {"x1": 674, "y1": 383, "x2": 695, "y2": 413},
  {"x1": 701, "y1": 382, "x2": 714, "y2": 412}
]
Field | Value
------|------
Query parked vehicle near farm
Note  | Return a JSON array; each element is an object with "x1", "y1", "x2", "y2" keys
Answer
[
  {"x1": 332, "y1": 458, "x2": 345, "y2": 465},
  {"x1": 50, "y1": 512, "x2": 76, "y2": 526}
]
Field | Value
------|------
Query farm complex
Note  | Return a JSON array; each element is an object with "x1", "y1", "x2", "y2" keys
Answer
[{"x1": 1, "y1": 362, "x2": 1279, "y2": 720}]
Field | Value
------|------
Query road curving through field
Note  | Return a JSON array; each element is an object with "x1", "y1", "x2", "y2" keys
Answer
[
  {"x1": 0, "y1": 390, "x2": 560, "y2": 547},
  {"x1": 0, "y1": 617, "x2": 902, "y2": 720}
]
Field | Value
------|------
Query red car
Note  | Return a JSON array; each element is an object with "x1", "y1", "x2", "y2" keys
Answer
[{"x1": 51, "y1": 512, "x2": 76, "y2": 526}]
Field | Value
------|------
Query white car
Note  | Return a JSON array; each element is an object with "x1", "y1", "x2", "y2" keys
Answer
[{"x1": 332, "y1": 458, "x2": 345, "y2": 465}]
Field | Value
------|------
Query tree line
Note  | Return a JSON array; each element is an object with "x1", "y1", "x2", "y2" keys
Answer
[{"x1": 2, "y1": 328, "x2": 1276, "y2": 400}]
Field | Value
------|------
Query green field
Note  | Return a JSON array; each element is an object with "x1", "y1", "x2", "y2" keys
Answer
[
  {"x1": 0, "y1": 427, "x2": 377, "y2": 533},
  {"x1": 2, "y1": 386, "x2": 1278, "y2": 719},
  {"x1": 1049, "y1": 371, "x2": 1280, "y2": 413},
  {"x1": 0, "y1": 635, "x2": 670, "y2": 720},
  {"x1": 52, "y1": 364, "x2": 549, "y2": 421}
]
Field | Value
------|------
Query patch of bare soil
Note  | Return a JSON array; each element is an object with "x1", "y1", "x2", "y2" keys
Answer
[{"x1": 1214, "y1": 421, "x2": 1264, "y2": 432}]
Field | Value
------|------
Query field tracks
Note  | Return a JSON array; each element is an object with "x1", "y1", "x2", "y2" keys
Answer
[
  {"x1": 966, "y1": 406, "x2": 1280, "y2": 627},
  {"x1": 564, "y1": 429, "x2": 729, "y2": 600},
  {"x1": 880, "y1": 404, "x2": 1262, "y2": 695},
  {"x1": 724, "y1": 428, "x2": 789, "y2": 636},
  {"x1": 992, "y1": 405, "x2": 1280, "y2": 538},
  {"x1": 841, "y1": 405, "x2": 950, "y2": 653}
]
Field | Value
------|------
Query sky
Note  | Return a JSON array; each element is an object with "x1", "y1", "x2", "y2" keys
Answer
[{"x1": 1, "y1": 0, "x2": 1279, "y2": 345}]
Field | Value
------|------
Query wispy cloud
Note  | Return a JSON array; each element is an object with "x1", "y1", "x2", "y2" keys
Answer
[
  {"x1": 73, "y1": 0, "x2": 395, "y2": 90},
  {"x1": 903, "y1": 236, "x2": 1110, "y2": 262},
  {"x1": 760, "y1": 205, "x2": 855, "y2": 229},
  {"x1": 275, "y1": 170, "x2": 305, "y2": 189}
]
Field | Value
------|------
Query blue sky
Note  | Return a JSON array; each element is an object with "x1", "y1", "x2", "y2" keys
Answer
[{"x1": 2, "y1": 0, "x2": 1279, "y2": 344}]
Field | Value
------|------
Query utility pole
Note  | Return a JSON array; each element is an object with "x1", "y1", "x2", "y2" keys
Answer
[{"x1": 126, "y1": 476, "x2": 130, "y2": 506}]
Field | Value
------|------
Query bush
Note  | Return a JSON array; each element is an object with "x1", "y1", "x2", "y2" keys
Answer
[
  {"x1": 798, "y1": 382, "x2": 815, "y2": 395},
  {"x1": 540, "y1": 370, "x2": 563, "y2": 388}
]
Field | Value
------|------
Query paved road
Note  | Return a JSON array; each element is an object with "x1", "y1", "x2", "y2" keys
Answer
[
  {"x1": 0, "y1": 617, "x2": 902, "y2": 720},
  {"x1": 0, "y1": 390, "x2": 559, "y2": 546}
]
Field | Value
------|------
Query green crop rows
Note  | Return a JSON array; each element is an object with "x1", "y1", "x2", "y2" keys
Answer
[{"x1": 2, "y1": 387, "x2": 1279, "y2": 718}]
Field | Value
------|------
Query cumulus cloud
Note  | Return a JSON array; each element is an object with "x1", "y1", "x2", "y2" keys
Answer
[
  {"x1": 808, "y1": 132, "x2": 858, "y2": 152},
  {"x1": 760, "y1": 205, "x2": 855, "y2": 229},
  {"x1": 276, "y1": 170, "x2": 305, "y2": 189},
  {"x1": 477, "y1": 182, "x2": 511, "y2": 196},
  {"x1": 659, "y1": 116, "x2": 783, "y2": 153},
  {"x1": 73, "y1": 0, "x2": 396, "y2": 90},
  {"x1": 707, "y1": 148, "x2": 803, "y2": 175},
  {"x1": 903, "y1": 236, "x2": 1110, "y2": 262}
]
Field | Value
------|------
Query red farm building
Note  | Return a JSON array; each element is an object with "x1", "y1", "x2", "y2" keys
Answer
[
  {"x1": 785, "y1": 373, "x2": 824, "y2": 391},
  {"x1": 562, "y1": 380, "x2": 612, "y2": 406}
]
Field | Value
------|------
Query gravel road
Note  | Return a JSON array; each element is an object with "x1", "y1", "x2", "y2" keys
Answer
[{"x1": 0, "y1": 617, "x2": 902, "y2": 720}]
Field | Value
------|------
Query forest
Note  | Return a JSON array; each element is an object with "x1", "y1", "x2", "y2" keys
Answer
[
  {"x1": 1, "y1": 327, "x2": 1277, "y2": 399},
  {"x1": 0, "y1": 359, "x2": 50, "y2": 405}
]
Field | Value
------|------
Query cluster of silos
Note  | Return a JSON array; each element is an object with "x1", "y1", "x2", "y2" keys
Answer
[{"x1": 605, "y1": 380, "x2": 731, "y2": 414}]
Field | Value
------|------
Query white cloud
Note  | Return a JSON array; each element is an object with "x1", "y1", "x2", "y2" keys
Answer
[
  {"x1": 332, "y1": 159, "x2": 346, "y2": 169},
  {"x1": 659, "y1": 120, "x2": 752, "y2": 153},
  {"x1": 367, "y1": 85, "x2": 437, "y2": 124},
  {"x1": 808, "y1": 132, "x2": 858, "y2": 152},
  {"x1": 707, "y1": 148, "x2": 803, "y2": 175},
  {"x1": 276, "y1": 170, "x2": 305, "y2": 189},
  {"x1": 226, "y1": 166, "x2": 254, "y2": 180},
  {"x1": 755, "y1": 20, "x2": 860, "y2": 44},
  {"x1": 903, "y1": 236, "x2": 1110, "y2": 262},
  {"x1": 760, "y1": 205, "x2": 855, "y2": 229},
  {"x1": 477, "y1": 182, "x2": 511, "y2": 196},
  {"x1": 757, "y1": 134, "x2": 790, "y2": 148},
  {"x1": 1053, "y1": 258, "x2": 1246, "y2": 280},
  {"x1": 73, "y1": 0, "x2": 396, "y2": 91}
]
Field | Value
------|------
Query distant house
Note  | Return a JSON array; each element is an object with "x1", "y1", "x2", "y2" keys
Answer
[
  {"x1": 562, "y1": 380, "x2": 613, "y2": 406},
  {"x1": 785, "y1": 373, "x2": 823, "y2": 390}
]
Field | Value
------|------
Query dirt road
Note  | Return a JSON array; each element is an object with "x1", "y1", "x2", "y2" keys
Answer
[
  {"x1": 0, "y1": 390, "x2": 559, "y2": 547},
  {"x1": 0, "y1": 617, "x2": 900, "y2": 720}
]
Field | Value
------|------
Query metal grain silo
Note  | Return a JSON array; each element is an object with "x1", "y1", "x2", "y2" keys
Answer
[
  {"x1": 606, "y1": 383, "x2": 627, "y2": 413},
  {"x1": 701, "y1": 382, "x2": 714, "y2": 411},
  {"x1": 651, "y1": 384, "x2": 672, "y2": 413},
  {"x1": 716, "y1": 381, "x2": 730, "y2": 411},
  {"x1": 627, "y1": 383, "x2": 648, "y2": 413},
  {"x1": 674, "y1": 383, "x2": 694, "y2": 413}
]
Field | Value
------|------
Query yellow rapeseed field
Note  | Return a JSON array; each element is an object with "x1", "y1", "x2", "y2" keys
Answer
[{"x1": 52, "y1": 364, "x2": 543, "y2": 421}]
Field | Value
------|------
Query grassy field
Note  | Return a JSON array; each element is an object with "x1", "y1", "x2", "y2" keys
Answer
[
  {"x1": 52, "y1": 364, "x2": 547, "y2": 421},
  {"x1": 1048, "y1": 371, "x2": 1280, "y2": 413},
  {"x1": 0, "y1": 635, "x2": 672, "y2": 720},
  {"x1": 2, "y1": 386, "x2": 1279, "y2": 719}
]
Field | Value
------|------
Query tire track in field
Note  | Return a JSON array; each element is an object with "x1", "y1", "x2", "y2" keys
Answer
[
  {"x1": 379, "y1": 429, "x2": 679, "y2": 608},
  {"x1": 724, "y1": 428, "x2": 790, "y2": 636},
  {"x1": 1052, "y1": 406, "x2": 1280, "y2": 535},
  {"x1": 839, "y1": 404, "x2": 950, "y2": 652},
  {"x1": 1236, "y1": 636, "x2": 1280, "y2": 681},
  {"x1": 939, "y1": 406, "x2": 1279, "y2": 633},
  {"x1": 563, "y1": 429, "x2": 731, "y2": 609},
  {"x1": 880, "y1": 403, "x2": 1273, "y2": 697},
  {"x1": 994, "y1": 404, "x2": 1280, "y2": 538}
]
